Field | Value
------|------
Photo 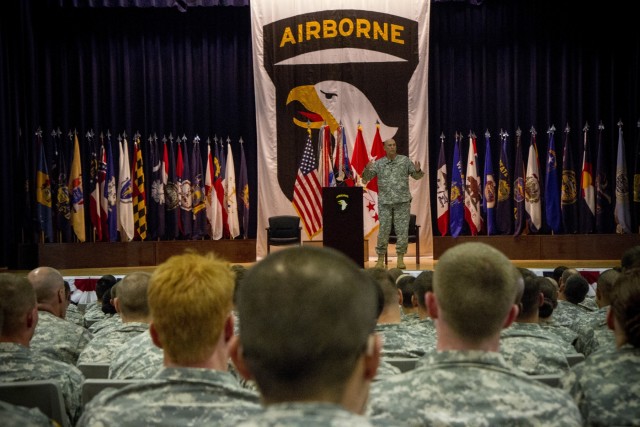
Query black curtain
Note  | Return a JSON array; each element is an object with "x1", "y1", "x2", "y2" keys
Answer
[
  {"x1": 428, "y1": 0, "x2": 640, "y2": 236},
  {"x1": 0, "y1": 1, "x2": 256, "y2": 268}
]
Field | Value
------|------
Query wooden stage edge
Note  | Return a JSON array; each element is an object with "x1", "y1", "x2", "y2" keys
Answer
[{"x1": 25, "y1": 234, "x2": 640, "y2": 273}]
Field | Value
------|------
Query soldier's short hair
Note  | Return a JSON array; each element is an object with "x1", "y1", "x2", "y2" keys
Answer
[
  {"x1": 236, "y1": 246, "x2": 379, "y2": 401},
  {"x1": 564, "y1": 275, "x2": 589, "y2": 304},
  {"x1": 434, "y1": 242, "x2": 520, "y2": 342},
  {"x1": 148, "y1": 251, "x2": 234, "y2": 365},
  {"x1": 366, "y1": 267, "x2": 397, "y2": 310},
  {"x1": 27, "y1": 267, "x2": 64, "y2": 303},
  {"x1": 596, "y1": 268, "x2": 620, "y2": 302},
  {"x1": 116, "y1": 272, "x2": 151, "y2": 317},
  {"x1": 0, "y1": 273, "x2": 37, "y2": 335},
  {"x1": 520, "y1": 276, "x2": 547, "y2": 318},
  {"x1": 610, "y1": 269, "x2": 640, "y2": 347},
  {"x1": 412, "y1": 270, "x2": 433, "y2": 310}
]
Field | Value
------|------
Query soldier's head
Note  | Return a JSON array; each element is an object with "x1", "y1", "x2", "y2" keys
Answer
[
  {"x1": 609, "y1": 269, "x2": 640, "y2": 348},
  {"x1": 539, "y1": 277, "x2": 559, "y2": 319},
  {"x1": 563, "y1": 274, "x2": 589, "y2": 304},
  {"x1": 431, "y1": 242, "x2": 521, "y2": 344},
  {"x1": 412, "y1": 270, "x2": 434, "y2": 318},
  {"x1": 148, "y1": 251, "x2": 234, "y2": 366},
  {"x1": 114, "y1": 272, "x2": 151, "y2": 322},
  {"x1": 595, "y1": 268, "x2": 621, "y2": 307},
  {"x1": 0, "y1": 273, "x2": 38, "y2": 344},
  {"x1": 232, "y1": 246, "x2": 380, "y2": 407},
  {"x1": 27, "y1": 266, "x2": 66, "y2": 319}
]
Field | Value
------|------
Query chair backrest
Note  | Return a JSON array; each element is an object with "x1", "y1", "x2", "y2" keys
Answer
[
  {"x1": 566, "y1": 353, "x2": 585, "y2": 367},
  {"x1": 386, "y1": 357, "x2": 419, "y2": 372},
  {"x1": 82, "y1": 379, "x2": 138, "y2": 405},
  {"x1": 390, "y1": 214, "x2": 418, "y2": 238},
  {"x1": 529, "y1": 373, "x2": 562, "y2": 388},
  {"x1": 0, "y1": 379, "x2": 68, "y2": 427},
  {"x1": 268, "y1": 215, "x2": 301, "y2": 238},
  {"x1": 78, "y1": 363, "x2": 111, "y2": 379}
]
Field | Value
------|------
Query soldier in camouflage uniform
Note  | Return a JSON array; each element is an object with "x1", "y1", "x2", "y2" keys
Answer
[
  {"x1": 63, "y1": 281, "x2": 85, "y2": 327},
  {"x1": 500, "y1": 276, "x2": 571, "y2": 375},
  {"x1": 82, "y1": 274, "x2": 117, "y2": 327},
  {"x1": 77, "y1": 272, "x2": 151, "y2": 365},
  {"x1": 77, "y1": 252, "x2": 261, "y2": 426},
  {"x1": 539, "y1": 277, "x2": 580, "y2": 348},
  {"x1": 0, "y1": 273, "x2": 84, "y2": 426},
  {"x1": 362, "y1": 138, "x2": 423, "y2": 269},
  {"x1": 27, "y1": 267, "x2": 93, "y2": 365},
  {"x1": 108, "y1": 330, "x2": 163, "y2": 379},
  {"x1": 367, "y1": 243, "x2": 583, "y2": 426},
  {"x1": 232, "y1": 246, "x2": 381, "y2": 426},
  {"x1": 368, "y1": 268, "x2": 434, "y2": 358},
  {"x1": 561, "y1": 268, "x2": 640, "y2": 426},
  {"x1": 554, "y1": 274, "x2": 593, "y2": 330},
  {"x1": 0, "y1": 400, "x2": 55, "y2": 427},
  {"x1": 573, "y1": 268, "x2": 619, "y2": 356}
]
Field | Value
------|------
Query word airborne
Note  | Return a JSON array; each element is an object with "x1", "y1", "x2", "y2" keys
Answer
[{"x1": 279, "y1": 18, "x2": 405, "y2": 47}]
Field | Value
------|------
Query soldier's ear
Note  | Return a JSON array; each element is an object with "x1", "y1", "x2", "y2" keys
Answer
[
  {"x1": 149, "y1": 323, "x2": 164, "y2": 349},
  {"x1": 229, "y1": 336, "x2": 253, "y2": 381}
]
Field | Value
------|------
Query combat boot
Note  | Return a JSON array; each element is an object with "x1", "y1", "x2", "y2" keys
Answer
[
  {"x1": 375, "y1": 254, "x2": 385, "y2": 269},
  {"x1": 397, "y1": 254, "x2": 406, "y2": 269}
]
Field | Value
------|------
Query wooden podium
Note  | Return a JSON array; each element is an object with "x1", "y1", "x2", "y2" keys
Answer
[{"x1": 322, "y1": 186, "x2": 364, "y2": 267}]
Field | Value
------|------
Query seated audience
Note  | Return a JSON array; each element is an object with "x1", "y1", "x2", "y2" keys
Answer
[
  {"x1": 0, "y1": 273, "x2": 84, "y2": 426},
  {"x1": 83, "y1": 274, "x2": 116, "y2": 326},
  {"x1": 231, "y1": 246, "x2": 381, "y2": 426},
  {"x1": 411, "y1": 270, "x2": 436, "y2": 335},
  {"x1": 561, "y1": 268, "x2": 640, "y2": 426},
  {"x1": 77, "y1": 272, "x2": 151, "y2": 364},
  {"x1": 63, "y1": 280, "x2": 85, "y2": 327},
  {"x1": 88, "y1": 284, "x2": 121, "y2": 335},
  {"x1": 27, "y1": 267, "x2": 93, "y2": 365},
  {"x1": 396, "y1": 274, "x2": 418, "y2": 322},
  {"x1": 574, "y1": 268, "x2": 620, "y2": 356},
  {"x1": 367, "y1": 242, "x2": 582, "y2": 425},
  {"x1": 554, "y1": 273, "x2": 593, "y2": 330},
  {"x1": 539, "y1": 278, "x2": 580, "y2": 347},
  {"x1": 77, "y1": 251, "x2": 261, "y2": 426},
  {"x1": 500, "y1": 275, "x2": 571, "y2": 374},
  {"x1": 369, "y1": 268, "x2": 434, "y2": 358}
]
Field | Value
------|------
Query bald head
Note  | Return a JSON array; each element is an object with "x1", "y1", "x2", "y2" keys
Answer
[{"x1": 28, "y1": 267, "x2": 64, "y2": 303}]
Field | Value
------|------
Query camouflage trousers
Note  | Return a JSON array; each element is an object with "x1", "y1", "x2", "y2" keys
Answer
[{"x1": 376, "y1": 201, "x2": 411, "y2": 256}]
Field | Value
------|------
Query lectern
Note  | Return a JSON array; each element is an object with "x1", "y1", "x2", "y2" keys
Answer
[{"x1": 322, "y1": 186, "x2": 364, "y2": 267}]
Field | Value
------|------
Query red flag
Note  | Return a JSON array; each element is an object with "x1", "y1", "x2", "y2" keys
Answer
[
  {"x1": 350, "y1": 123, "x2": 370, "y2": 178},
  {"x1": 89, "y1": 133, "x2": 102, "y2": 241},
  {"x1": 366, "y1": 124, "x2": 385, "y2": 193},
  {"x1": 292, "y1": 129, "x2": 322, "y2": 238}
]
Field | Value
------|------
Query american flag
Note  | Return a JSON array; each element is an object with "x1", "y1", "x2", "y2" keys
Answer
[{"x1": 292, "y1": 131, "x2": 322, "y2": 238}]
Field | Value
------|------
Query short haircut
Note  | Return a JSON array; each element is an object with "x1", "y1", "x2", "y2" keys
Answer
[
  {"x1": 396, "y1": 275, "x2": 416, "y2": 308},
  {"x1": 0, "y1": 273, "x2": 37, "y2": 335},
  {"x1": 412, "y1": 270, "x2": 434, "y2": 310},
  {"x1": 539, "y1": 278, "x2": 558, "y2": 318},
  {"x1": 621, "y1": 246, "x2": 640, "y2": 271},
  {"x1": 236, "y1": 246, "x2": 379, "y2": 401},
  {"x1": 95, "y1": 275, "x2": 117, "y2": 299},
  {"x1": 28, "y1": 267, "x2": 64, "y2": 302},
  {"x1": 596, "y1": 268, "x2": 620, "y2": 301},
  {"x1": 366, "y1": 268, "x2": 397, "y2": 310},
  {"x1": 518, "y1": 267, "x2": 537, "y2": 281},
  {"x1": 610, "y1": 269, "x2": 640, "y2": 347},
  {"x1": 520, "y1": 276, "x2": 546, "y2": 317},
  {"x1": 553, "y1": 266, "x2": 568, "y2": 283},
  {"x1": 433, "y1": 242, "x2": 520, "y2": 342},
  {"x1": 564, "y1": 274, "x2": 589, "y2": 304},
  {"x1": 387, "y1": 268, "x2": 404, "y2": 284},
  {"x1": 560, "y1": 268, "x2": 580, "y2": 285},
  {"x1": 148, "y1": 251, "x2": 234, "y2": 364},
  {"x1": 116, "y1": 272, "x2": 151, "y2": 317}
]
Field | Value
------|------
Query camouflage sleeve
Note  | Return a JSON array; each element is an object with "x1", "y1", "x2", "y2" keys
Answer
[
  {"x1": 362, "y1": 161, "x2": 377, "y2": 183},
  {"x1": 408, "y1": 159, "x2": 424, "y2": 180}
]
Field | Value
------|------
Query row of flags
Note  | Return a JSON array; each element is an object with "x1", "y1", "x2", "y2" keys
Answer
[
  {"x1": 293, "y1": 121, "x2": 386, "y2": 239},
  {"x1": 34, "y1": 129, "x2": 250, "y2": 243},
  {"x1": 436, "y1": 121, "x2": 638, "y2": 237}
]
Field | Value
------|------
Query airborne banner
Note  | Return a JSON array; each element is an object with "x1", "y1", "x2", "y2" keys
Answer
[{"x1": 251, "y1": 1, "x2": 431, "y2": 258}]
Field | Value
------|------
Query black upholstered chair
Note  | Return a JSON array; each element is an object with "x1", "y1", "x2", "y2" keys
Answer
[
  {"x1": 266, "y1": 215, "x2": 302, "y2": 254},
  {"x1": 385, "y1": 214, "x2": 420, "y2": 266}
]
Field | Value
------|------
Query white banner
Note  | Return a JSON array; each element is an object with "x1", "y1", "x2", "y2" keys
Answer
[{"x1": 251, "y1": 0, "x2": 432, "y2": 259}]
